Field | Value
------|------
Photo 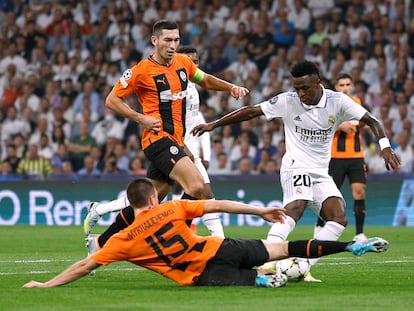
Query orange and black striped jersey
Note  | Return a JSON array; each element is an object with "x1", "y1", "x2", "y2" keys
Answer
[
  {"x1": 331, "y1": 96, "x2": 364, "y2": 159},
  {"x1": 91, "y1": 200, "x2": 223, "y2": 286},
  {"x1": 112, "y1": 53, "x2": 198, "y2": 149}
]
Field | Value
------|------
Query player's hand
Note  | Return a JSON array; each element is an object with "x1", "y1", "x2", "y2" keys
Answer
[
  {"x1": 23, "y1": 280, "x2": 46, "y2": 288},
  {"x1": 381, "y1": 147, "x2": 401, "y2": 171},
  {"x1": 191, "y1": 123, "x2": 214, "y2": 136},
  {"x1": 261, "y1": 207, "x2": 286, "y2": 223},
  {"x1": 230, "y1": 85, "x2": 249, "y2": 100},
  {"x1": 183, "y1": 145, "x2": 194, "y2": 162},
  {"x1": 141, "y1": 115, "x2": 161, "y2": 133},
  {"x1": 338, "y1": 121, "x2": 357, "y2": 133}
]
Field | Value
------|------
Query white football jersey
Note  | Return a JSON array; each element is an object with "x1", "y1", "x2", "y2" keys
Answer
[
  {"x1": 259, "y1": 86, "x2": 367, "y2": 172},
  {"x1": 184, "y1": 80, "x2": 211, "y2": 183}
]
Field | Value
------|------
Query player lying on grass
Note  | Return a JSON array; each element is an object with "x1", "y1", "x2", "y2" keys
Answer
[{"x1": 23, "y1": 178, "x2": 389, "y2": 289}]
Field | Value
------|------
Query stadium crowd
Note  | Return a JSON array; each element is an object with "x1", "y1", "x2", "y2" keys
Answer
[{"x1": 0, "y1": 0, "x2": 413, "y2": 180}]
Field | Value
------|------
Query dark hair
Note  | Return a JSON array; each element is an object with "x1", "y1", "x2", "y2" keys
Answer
[
  {"x1": 335, "y1": 72, "x2": 353, "y2": 83},
  {"x1": 152, "y1": 20, "x2": 178, "y2": 36},
  {"x1": 127, "y1": 178, "x2": 156, "y2": 208},
  {"x1": 176, "y1": 45, "x2": 197, "y2": 54},
  {"x1": 290, "y1": 61, "x2": 320, "y2": 79}
]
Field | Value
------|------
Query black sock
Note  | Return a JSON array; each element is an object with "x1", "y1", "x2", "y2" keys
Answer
[
  {"x1": 181, "y1": 193, "x2": 197, "y2": 227},
  {"x1": 288, "y1": 240, "x2": 352, "y2": 258},
  {"x1": 354, "y1": 200, "x2": 366, "y2": 234},
  {"x1": 97, "y1": 206, "x2": 135, "y2": 247},
  {"x1": 316, "y1": 217, "x2": 325, "y2": 227}
]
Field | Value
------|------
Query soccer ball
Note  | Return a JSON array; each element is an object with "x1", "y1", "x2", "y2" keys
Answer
[{"x1": 276, "y1": 258, "x2": 310, "y2": 281}]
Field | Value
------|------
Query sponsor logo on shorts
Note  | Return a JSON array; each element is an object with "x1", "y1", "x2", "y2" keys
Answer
[{"x1": 170, "y1": 146, "x2": 179, "y2": 155}]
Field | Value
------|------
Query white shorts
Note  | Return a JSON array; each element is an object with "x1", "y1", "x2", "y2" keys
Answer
[
  {"x1": 194, "y1": 156, "x2": 210, "y2": 184},
  {"x1": 185, "y1": 121, "x2": 211, "y2": 185},
  {"x1": 280, "y1": 169, "x2": 344, "y2": 216}
]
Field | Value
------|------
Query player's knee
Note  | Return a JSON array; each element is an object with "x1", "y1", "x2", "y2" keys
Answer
[{"x1": 186, "y1": 181, "x2": 208, "y2": 199}]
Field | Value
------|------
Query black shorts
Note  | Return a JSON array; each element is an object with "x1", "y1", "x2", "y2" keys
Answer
[
  {"x1": 194, "y1": 238, "x2": 269, "y2": 286},
  {"x1": 329, "y1": 158, "x2": 367, "y2": 188},
  {"x1": 144, "y1": 137, "x2": 187, "y2": 185}
]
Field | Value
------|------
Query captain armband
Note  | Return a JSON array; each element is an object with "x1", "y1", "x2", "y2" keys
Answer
[
  {"x1": 378, "y1": 137, "x2": 391, "y2": 150},
  {"x1": 191, "y1": 68, "x2": 205, "y2": 83}
]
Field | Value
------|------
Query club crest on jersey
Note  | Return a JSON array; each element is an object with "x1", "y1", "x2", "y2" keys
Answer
[
  {"x1": 120, "y1": 69, "x2": 132, "y2": 88},
  {"x1": 170, "y1": 146, "x2": 179, "y2": 155},
  {"x1": 328, "y1": 115, "x2": 335, "y2": 125},
  {"x1": 179, "y1": 71, "x2": 187, "y2": 82},
  {"x1": 269, "y1": 95, "x2": 278, "y2": 105}
]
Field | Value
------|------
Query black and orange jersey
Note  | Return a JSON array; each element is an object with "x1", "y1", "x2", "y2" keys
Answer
[
  {"x1": 92, "y1": 200, "x2": 223, "y2": 286},
  {"x1": 112, "y1": 53, "x2": 198, "y2": 149},
  {"x1": 331, "y1": 96, "x2": 364, "y2": 159}
]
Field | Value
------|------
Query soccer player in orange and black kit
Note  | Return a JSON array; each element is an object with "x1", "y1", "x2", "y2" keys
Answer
[
  {"x1": 23, "y1": 178, "x2": 389, "y2": 289},
  {"x1": 82, "y1": 20, "x2": 248, "y2": 254},
  {"x1": 315, "y1": 73, "x2": 369, "y2": 242}
]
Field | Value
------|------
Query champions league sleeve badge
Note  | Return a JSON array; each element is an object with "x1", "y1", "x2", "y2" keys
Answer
[{"x1": 269, "y1": 95, "x2": 278, "y2": 105}]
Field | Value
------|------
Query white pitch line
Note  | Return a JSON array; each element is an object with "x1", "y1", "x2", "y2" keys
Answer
[{"x1": 0, "y1": 267, "x2": 146, "y2": 276}]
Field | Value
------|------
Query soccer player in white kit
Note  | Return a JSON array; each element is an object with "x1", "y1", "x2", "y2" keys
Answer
[{"x1": 192, "y1": 61, "x2": 401, "y2": 281}]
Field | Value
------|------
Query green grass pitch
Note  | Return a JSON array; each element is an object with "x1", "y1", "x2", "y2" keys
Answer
[{"x1": 1, "y1": 225, "x2": 413, "y2": 311}]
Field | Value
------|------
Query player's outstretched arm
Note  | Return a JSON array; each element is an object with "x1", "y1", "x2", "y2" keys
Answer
[
  {"x1": 192, "y1": 105, "x2": 263, "y2": 136},
  {"x1": 23, "y1": 257, "x2": 99, "y2": 288},
  {"x1": 197, "y1": 73, "x2": 249, "y2": 100},
  {"x1": 360, "y1": 112, "x2": 401, "y2": 170},
  {"x1": 203, "y1": 200, "x2": 286, "y2": 223}
]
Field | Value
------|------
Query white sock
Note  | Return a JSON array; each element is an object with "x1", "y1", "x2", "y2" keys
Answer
[
  {"x1": 308, "y1": 221, "x2": 345, "y2": 266},
  {"x1": 266, "y1": 215, "x2": 296, "y2": 242},
  {"x1": 202, "y1": 213, "x2": 224, "y2": 237},
  {"x1": 96, "y1": 195, "x2": 130, "y2": 216},
  {"x1": 313, "y1": 225, "x2": 323, "y2": 238},
  {"x1": 263, "y1": 215, "x2": 296, "y2": 267}
]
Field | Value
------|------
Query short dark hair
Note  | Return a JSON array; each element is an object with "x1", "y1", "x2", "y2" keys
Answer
[
  {"x1": 176, "y1": 45, "x2": 197, "y2": 54},
  {"x1": 290, "y1": 61, "x2": 320, "y2": 79},
  {"x1": 335, "y1": 72, "x2": 353, "y2": 83},
  {"x1": 152, "y1": 20, "x2": 178, "y2": 36},
  {"x1": 127, "y1": 178, "x2": 156, "y2": 208}
]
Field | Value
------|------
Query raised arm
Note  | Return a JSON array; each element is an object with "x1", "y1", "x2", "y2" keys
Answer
[
  {"x1": 203, "y1": 200, "x2": 286, "y2": 223},
  {"x1": 360, "y1": 112, "x2": 401, "y2": 170},
  {"x1": 192, "y1": 105, "x2": 264, "y2": 136},
  {"x1": 196, "y1": 73, "x2": 249, "y2": 100}
]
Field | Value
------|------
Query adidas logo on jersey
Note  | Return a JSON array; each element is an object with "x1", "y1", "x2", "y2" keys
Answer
[{"x1": 294, "y1": 116, "x2": 302, "y2": 121}]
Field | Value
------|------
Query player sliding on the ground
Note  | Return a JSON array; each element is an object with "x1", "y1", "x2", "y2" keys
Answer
[{"x1": 23, "y1": 178, "x2": 389, "y2": 289}]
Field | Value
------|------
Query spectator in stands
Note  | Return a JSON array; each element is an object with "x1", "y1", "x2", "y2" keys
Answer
[
  {"x1": 91, "y1": 110, "x2": 125, "y2": 146},
  {"x1": 68, "y1": 122, "x2": 97, "y2": 172},
  {"x1": 271, "y1": 8, "x2": 295, "y2": 49},
  {"x1": 1, "y1": 106, "x2": 31, "y2": 145},
  {"x1": 77, "y1": 155, "x2": 101, "y2": 177},
  {"x1": 50, "y1": 144, "x2": 69, "y2": 174},
  {"x1": 129, "y1": 156, "x2": 146, "y2": 175},
  {"x1": 247, "y1": 20, "x2": 276, "y2": 72},
  {"x1": 38, "y1": 133, "x2": 53, "y2": 160},
  {"x1": 4, "y1": 144, "x2": 20, "y2": 174},
  {"x1": 16, "y1": 144, "x2": 53, "y2": 179},
  {"x1": 73, "y1": 80, "x2": 101, "y2": 121}
]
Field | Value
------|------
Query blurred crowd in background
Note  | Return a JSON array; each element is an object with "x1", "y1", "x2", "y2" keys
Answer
[{"x1": 0, "y1": 0, "x2": 414, "y2": 180}]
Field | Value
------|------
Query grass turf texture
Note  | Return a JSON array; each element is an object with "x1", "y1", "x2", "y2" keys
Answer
[{"x1": 1, "y1": 225, "x2": 413, "y2": 311}]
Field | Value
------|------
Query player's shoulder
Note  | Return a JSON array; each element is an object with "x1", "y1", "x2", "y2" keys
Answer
[{"x1": 325, "y1": 88, "x2": 343, "y2": 100}]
